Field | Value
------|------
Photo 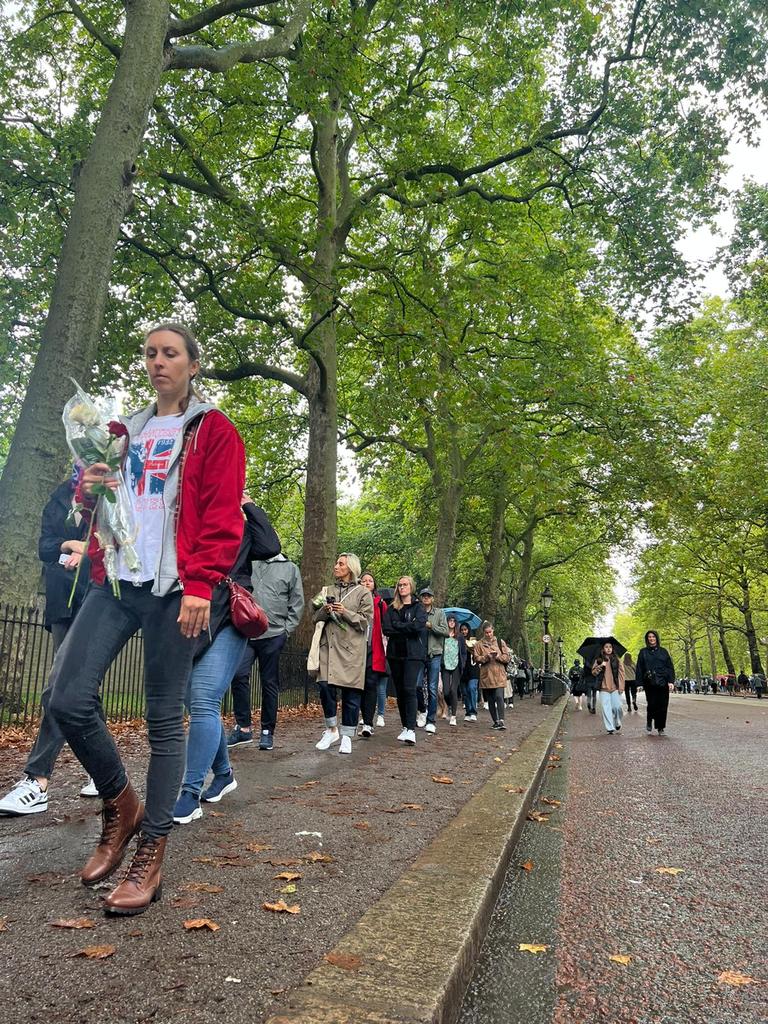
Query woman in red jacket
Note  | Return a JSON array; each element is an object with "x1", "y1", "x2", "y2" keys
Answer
[
  {"x1": 359, "y1": 571, "x2": 388, "y2": 737},
  {"x1": 49, "y1": 322, "x2": 245, "y2": 916}
]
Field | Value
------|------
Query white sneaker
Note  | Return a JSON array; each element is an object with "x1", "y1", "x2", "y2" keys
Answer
[
  {"x1": 80, "y1": 777, "x2": 99, "y2": 798},
  {"x1": 376, "y1": 715, "x2": 385, "y2": 728},
  {"x1": 361, "y1": 724, "x2": 373, "y2": 738},
  {"x1": 397, "y1": 728, "x2": 408, "y2": 742},
  {"x1": 425, "y1": 722, "x2": 436, "y2": 734},
  {"x1": 315, "y1": 728, "x2": 339, "y2": 751},
  {"x1": 482, "y1": 701, "x2": 489, "y2": 710},
  {"x1": 416, "y1": 711, "x2": 427, "y2": 728},
  {"x1": 468, "y1": 714, "x2": 477, "y2": 722},
  {"x1": 339, "y1": 735, "x2": 352, "y2": 755},
  {"x1": 404, "y1": 729, "x2": 416, "y2": 745},
  {"x1": 449, "y1": 715, "x2": 457, "y2": 727},
  {"x1": 0, "y1": 777, "x2": 48, "y2": 816}
]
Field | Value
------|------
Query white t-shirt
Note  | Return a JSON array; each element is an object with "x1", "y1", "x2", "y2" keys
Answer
[{"x1": 118, "y1": 415, "x2": 184, "y2": 582}]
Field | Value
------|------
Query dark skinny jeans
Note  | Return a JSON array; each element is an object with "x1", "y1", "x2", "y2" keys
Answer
[
  {"x1": 625, "y1": 681, "x2": 638, "y2": 711},
  {"x1": 483, "y1": 687, "x2": 505, "y2": 724},
  {"x1": 441, "y1": 665, "x2": 461, "y2": 715},
  {"x1": 231, "y1": 632, "x2": 286, "y2": 734},
  {"x1": 388, "y1": 658, "x2": 422, "y2": 730},
  {"x1": 49, "y1": 583, "x2": 195, "y2": 838},
  {"x1": 362, "y1": 652, "x2": 387, "y2": 727}
]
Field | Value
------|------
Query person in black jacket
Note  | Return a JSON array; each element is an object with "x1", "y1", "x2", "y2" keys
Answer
[
  {"x1": 636, "y1": 630, "x2": 676, "y2": 735},
  {"x1": 0, "y1": 473, "x2": 94, "y2": 817},
  {"x1": 383, "y1": 576, "x2": 428, "y2": 746}
]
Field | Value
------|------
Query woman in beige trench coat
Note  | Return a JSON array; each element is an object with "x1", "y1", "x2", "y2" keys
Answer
[{"x1": 313, "y1": 553, "x2": 373, "y2": 755}]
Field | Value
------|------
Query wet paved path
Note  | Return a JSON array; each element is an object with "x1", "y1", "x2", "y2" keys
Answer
[{"x1": 460, "y1": 694, "x2": 767, "y2": 1024}]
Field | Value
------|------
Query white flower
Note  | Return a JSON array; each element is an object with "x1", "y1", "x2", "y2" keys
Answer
[{"x1": 68, "y1": 402, "x2": 101, "y2": 427}]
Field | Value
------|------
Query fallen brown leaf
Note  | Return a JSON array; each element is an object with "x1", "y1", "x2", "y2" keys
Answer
[
  {"x1": 402, "y1": 803, "x2": 423, "y2": 810},
  {"x1": 353, "y1": 821, "x2": 371, "y2": 830},
  {"x1": 520, "y1": 860, "x2": 535, "y2": 872},
  {"x1": 646, "y1": 837, "x2": 661, "y2": 845},
  {"x1": 519, "y1": 943, "x2": 548, "y2": 954},
  {"x1": 76, "y1": 945, "x2": 116, "y2": 960},
  {"x1": 263, "y1": 900, "x2": 300, "y2": 915},
  {"x1": 324, "y1": 952, "x2": 362, "y2": 970},
  {"x1": 267, "y1": 858, "x2": 301, "y2": 867},
  {"x1": 431, "y1": 775, "x2": 454, "y2": 785},
  {"x1": 274, "y1": 871, "x2": 302, "y2": 882},
  {"x1": 208, "y1": 810, "x2": 225, "y2": 817},
  {"x1": 244, "y1": 843, "x2": 272, "y2": 853},
  {"x1": 541, "y1": 798, "x2": 561, "y2": 807},
  {"x1": 527, "y1": 811, "x2": 550, "y2": 822},
  {"x1": 654, "y1": 867, "x2": 683, "y2": 876},
  {"x1": 304, "y1": 851, "x2": 334, "y2": 863},
  {"x1": 0, "y1": 918, "x2": 8, "y2": 932},
  {"x1": 717, "y1": 970, "x2": 757, "y2": 986},
  {"x1": 171, "y1": 897, "x2": 200, "y2": 909},
  {"x1": 293, "y1": 780, "x2": 320, "y2": 790},
  {"x1": 505, "y1": 786, "x2": 524, "y2": 794},
  {"x1": 494, "y1": 757, "x2": 503, "y2": 763},
  {"x1": 554, "y1": 742, "x2": 563, "y2": 749},
  {"x1": 183, "y1": 918, "x2": 220, "y2": 932},
  {"x1": 181, "y1": 882, "x2": 224, "y2": 894},
  {"x1": 50, "y1": 918, "x2": 96, "y2": 930},
  {"x1": 609, "y1": 954, "x2": 632, "y2": 965}
]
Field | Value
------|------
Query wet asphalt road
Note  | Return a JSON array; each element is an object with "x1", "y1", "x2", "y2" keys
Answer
[{"x1": 460, "y1": 693, "x2": 767, "y2": 1024}]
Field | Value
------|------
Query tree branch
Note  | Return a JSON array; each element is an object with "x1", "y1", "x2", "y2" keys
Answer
[
  {"x1": 168, "y1": 0, "x2": 281, "y2": 39},
  {"x1": 165, "y1": 0, "x2": 310, "y2": 71},
  {"x1": 204, "y1": 360, "x2": 308, "y2": 396}
]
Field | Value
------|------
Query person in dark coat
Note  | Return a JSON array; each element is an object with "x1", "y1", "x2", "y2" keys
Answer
[
  {"x1": 383, "y1": 576, "x2": 428, "y2": 745},
  {"x1": 0, "y1": 472, "x2": 94, "y2": 817},
  {"x1": 635, "y1": 630, "x2": 675, "y2": 735}
]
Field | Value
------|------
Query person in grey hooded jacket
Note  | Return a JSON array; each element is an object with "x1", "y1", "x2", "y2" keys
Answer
[{"x1": 227, "y1": 553, "x2": 304, "y2": 750}]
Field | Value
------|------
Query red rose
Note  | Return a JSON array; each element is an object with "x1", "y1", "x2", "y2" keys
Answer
[{"x1": 107, "y1": 420, "x2": 129, "y2": 439}]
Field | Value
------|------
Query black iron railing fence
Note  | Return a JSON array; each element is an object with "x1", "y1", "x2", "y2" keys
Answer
[{"x1": 0, "y1": 603, "x2": 311, "y2": 727}]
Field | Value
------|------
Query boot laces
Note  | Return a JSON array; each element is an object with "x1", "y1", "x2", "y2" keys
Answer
[
  {"x1": 99, "y1": 800, "x2": 122, "y2": 845},
  {"x1": 123, "y1": 835, "x2": 160, "y2": 885}
]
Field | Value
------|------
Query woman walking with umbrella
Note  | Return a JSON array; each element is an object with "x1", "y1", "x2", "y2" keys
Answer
[
  {"x1": 591, "y1": 640, "x2": 625, "y2": 734},
  {"x1": 636, "y1": 630, "x2": 675, "y2": 735}
]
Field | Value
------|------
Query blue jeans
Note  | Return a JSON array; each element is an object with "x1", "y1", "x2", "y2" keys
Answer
[
  {"x1": 600, "y1": 689, "x2": 623, "y2": 732},
  {"x1": 426, "y1": 654, "x2": 442, "y2": 723},
  {"x1": 462, "y1": 677, "x2": 478, "y2": 716},
  {"x1": 182, "y1": 627, "x2": 247, "y2": 796},
  {"x1": 377, "y1": 675, "x2": 388, "y2": 715},
  {"x1": 318, "y1": 682, "x2": 362, "y2": 738}
]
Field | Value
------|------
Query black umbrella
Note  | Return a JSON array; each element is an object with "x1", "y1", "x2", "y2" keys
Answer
[{"x1": 576, "y1": 635, "x2": 627, "y2": 662}]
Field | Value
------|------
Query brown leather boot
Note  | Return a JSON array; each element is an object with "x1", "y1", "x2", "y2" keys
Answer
[
  {"x1": 103, "y1": 834, "x2": 166, "y2": 915},
  {"x1": 81, "y1": 781, "x2": 144, "y2": 887}
]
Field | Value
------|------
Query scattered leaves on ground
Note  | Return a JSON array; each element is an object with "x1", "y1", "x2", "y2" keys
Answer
[
  {"x1": 171, "y1": 897, "x2": 200, "y2": 909},
  {"x1": 263, "y1": 900, "x2": 300, "y2": 915},
  {"x1": 293, "y1": 780, "x2": 320, "y2": 790},
  {"x1": 609, "y1": 954, "x2": 632, "y2": 965},
  {"x1": 75, "y1": 945, "x2": 116, "y2": 960},
  {"x1": 541, "y1": 798, "x2": 561, "y2": 807},
  {"x1": 353, "y1": 821, "x2": 370, "y2": 830},
  {"x1": 519, "y1": 943, "x2": 549, "y2": 954},
  {"x1": 646, "y1": 837, "x2": 661, "y2": 845},
  {"x1": 431, "y1": 775, "x2": 454, "y2": 785},
  {"x1": 324, "y1": 952, "x2": 362, "y2": 970},
  {"x1": 505, "y1": 786, "x2": 525, "y2": 794},
  {"x1": 50, "y1": 918, "x2": 96, "y2": 930},
  {"x1": 244, "y1": 842, "x2": 272, "y2": 853},
  {"x1": 304, "y1": 851, "x2": 334, "y2": 864},
  {"x1": 520, "y1": 860, "x2": 535, "y2": 872},
  {"x1": 717, "y1": 971, "x2": 757, "y2": 986},
  {"x1": 180, "y1": 882, "x2": 224, "y2": 894},
  {"x1": 274, "y1": 871, "x2": 302, "y2": 882},
  {"x1": 655, "y1": 867, "x2": 684, "y2": 876},
  {"x1": 268, "y1": 859, "x2": 302, "y2": 867},
  {"x1": 183, "y1": 918, "x2": 220, "y2": 932},
  {"x1": 494, "y1": 757, "x2": 503, "y2": 763},
  {"x1": 527, "y1": 811, "x2": 550, "y2": 822},
  {"x1": 0, "y1": 918, "x2": 8, "y2": 932}
]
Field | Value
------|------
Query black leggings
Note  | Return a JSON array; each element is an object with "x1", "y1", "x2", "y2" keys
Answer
[
  {"x1": 441, "y1": 666, "x2": 461, "y2": 715},
  {"x1": 646, "y1": 686, "x2": 670, "y2": 730},
  {"x1": 625, "y1": 682, "x2": 638, "y2": 710},
  {"x1": 483, "y1": 687, "x2": 505, "y2": 723}
]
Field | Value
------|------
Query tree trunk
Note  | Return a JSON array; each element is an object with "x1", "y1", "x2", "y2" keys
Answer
[
  {"x1": 430, "y1": 477, "x2": 463, "y2": 608},
  {"x1": 706, "y1": 627, "x2": 717, "y2": 679},
  {"x1": 739, "y1": 573, "x2": 763, "y2": 674},
  {"x1": 0, "y1": 0, "x2": 169, "y2": 605},
  {"x1": 506, "y1": 521, "x2": 534, "y2": 657},
  {"x1": 295, "y1": 97, "x2": 340, "y2": 648},
  {"x1": 683, "y1": 640, "x2": 691, "y2": 678},
  {"x1": 480, "y1": 484, "x2": 507, "y2": 623},
  {"x1": 716, "y1": 595, "x2": 736, "y2": 676}
]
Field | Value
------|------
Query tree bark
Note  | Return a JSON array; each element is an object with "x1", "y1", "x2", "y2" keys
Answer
[
  {"x1": 739, "y1": 572, "x2": 764, "y2": 674},
  {"x1": 706, "y1": 626, "x2": 717, "y2": 679},
  {"x1": 506, "y1": 520, "x2": 535, "y2": 658},
  {"x1": 716, "y1": 594, "x2": 736, "y2": 677},
  {"x1": 479, "y1": 483, "x2": 507, "y2": 624},
  {"x1": 0, "y1": 0, "x2": 170, "y2": 605},
  {"x1": 430, "y1": 476, "x2": 463, "y2": 608}
]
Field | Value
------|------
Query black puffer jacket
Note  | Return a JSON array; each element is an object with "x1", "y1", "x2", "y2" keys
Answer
[
  {"x1": 38, "y1": 482, "x2": 91, "y2": 629},
  {"x1": 383, "y1": 601, "x2": 428, "y2": 663}
]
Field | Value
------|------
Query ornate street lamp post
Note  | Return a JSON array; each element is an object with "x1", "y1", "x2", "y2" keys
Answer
[
  {"x1": 557, "y1": 636, "x2": 564, "y2": 675},
  {"x1": 541, "y1": 584, "x2": 553, "y2": 673}
]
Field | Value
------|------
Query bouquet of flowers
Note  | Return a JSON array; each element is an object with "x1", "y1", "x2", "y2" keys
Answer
[
  {"x1": 62, "y1": 381, "x2": 141, "y2": 599},
  {"x1": 311, "y1": 586, "x2": 347, "y2": 629}
]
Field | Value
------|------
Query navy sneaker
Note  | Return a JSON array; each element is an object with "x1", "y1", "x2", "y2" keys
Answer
[
  {"x1": 227, "y1": 726, "x2": 253, "y2": 747},
  {"x1": 173, "y1": 790, "x2": 202, "y2": 824},
  {"x1": 202, "y1": 771, "x2": 238, "y2": 803},
  {"x1": 259, "y1": 730, "x2": 274, "y2": 750}
]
